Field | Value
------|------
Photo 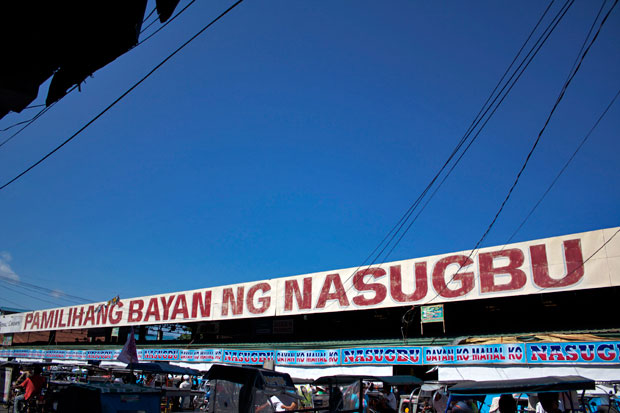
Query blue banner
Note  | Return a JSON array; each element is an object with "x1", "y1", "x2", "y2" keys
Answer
[
  {"x1": 222, "y1": 350, "x2": 274, "y2": 365},
  {"x1": 341, "y1": 347, "x2": 422, "y2": 365},
  {"x1": 276, "y1": 350, "x2": 340, "y2": 366},
  {"x1": 2, "y1": 342, "x2": 619, "y2": 366},
  {"x1": 424, "y1": 344, "x2": 525, "y2": 364},
  {"x1": 527, "y1": 342, "x2": 620, "y2": 364}
]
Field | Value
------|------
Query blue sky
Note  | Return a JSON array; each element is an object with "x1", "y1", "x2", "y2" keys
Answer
[{"x1": 0, "y1": 0, "x2": 618, "y2": 310}]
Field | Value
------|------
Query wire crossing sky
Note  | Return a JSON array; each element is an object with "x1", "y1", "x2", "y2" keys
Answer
[{"x1": 0, "y1": 0, "x2": 618, "y2": 311}]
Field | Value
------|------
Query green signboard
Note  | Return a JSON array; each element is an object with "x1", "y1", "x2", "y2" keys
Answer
[{"x1": 421, "y1": 305, "x2": 444, "y2": 323}]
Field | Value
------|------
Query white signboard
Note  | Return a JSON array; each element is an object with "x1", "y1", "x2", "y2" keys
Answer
[{"x1": 3, "y1": 227, "x2": 618, "y2": 334}]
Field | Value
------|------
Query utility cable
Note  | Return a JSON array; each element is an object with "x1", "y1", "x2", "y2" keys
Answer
[
  {"x1": 341, "y1": 0, "x2": 570, "y2": 295},
  {"x1": 424, "y1": 0, "x2": 617, "y2": 305},
  {"x1": 349, "y1": 0, "x2": 567, "y2": 278},
  {"x1": 137, "y1": 0, "x2": 197, "y2": 46},
  {"x1": 380, "y1": 0, "x2": 574, "y2": 265},
  {"x1": 0, "y1": 0, "x2": 244, "y2": 192},
  {"x1": 0, "y1": 280, "x2": 73, "y2": 307},
  {"x1": 505, "y1": 87, "x2": 620, "y2": 245},
  {"x1": 459, "y1": 0, "x2": 617, "y2": 265},
  {"x1": 0, "y1": 277, "x2": 92, "y2": 304},
  {"x1": 0, "y1": 294, "x2": 25, "y2": 308}
]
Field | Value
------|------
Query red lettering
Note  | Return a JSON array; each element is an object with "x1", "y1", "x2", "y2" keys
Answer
[
  {"x1": 32, "y1": 312, "x2": 41, "y2": 329},
  {"x1": 390, "y1": 263, "x2": 428, "y2": 302},
  {"x1": 316, "y1": 273, "x2": 350, "y2": 308},
  {"x1": 41, "y1": 311, "x2": 55, "y2": 329},
  {"x1": 109, "y1": 302, "x2": 124, "y2": 325},
  {"x1": 191, "y1": 291, "x2": 211, "y2": 318},
  {"x1": 128, "y1": 300, "x2": 144, "y2": 322},
  {"x1": 83, "y1": 306, "x2": 95, "y2": 326},
  {"x1": 246, "y1": 283, "x2": 271, "y2": 314},
  {"x1": 479, "y1": 249, "x2": 526, "y2": 293},
  {"x1": 71, "y1": 308, "x2": 84, "y2": 327},
  {"x1": 58, "y1": 309, "x2": 67, "y2": 328},
  {"x1": 432, "y1": 255, "x2": 474, "y2": 298},
  {"x1": 531, "y1": 239, "x2": 584, "y2": 288},
  {"x1": 284, "y1": 278, "x2": 312, "y2": 311},
  {"x1": 597, "y1": 344, "x2": 616, "y2": 361},
  {"x1": 144, "y1": 298, "x2": 161, "y2": 322},
  {"x1": 160, "y1": 295, "x2": 175, "y2": 321},
  {"x1": 54, "y1": 310, "x2": 60, "y2": 328},
  {"x1": 352, "y1": 268, "x2": 387, "y2": 306},
  {"x1": 24, "y1": 313, "x2": 33, "y2": 330},
  {"x1": 222, "y1": 287, "x2": 244, "y2": 316},
  {"x1": 171, "y1": 295, "x2": 189, "y2": 320}
]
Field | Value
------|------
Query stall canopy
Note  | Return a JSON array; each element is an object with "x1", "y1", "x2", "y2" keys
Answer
[
  {"x1": 125, "y1": 362, "x2": 199, "y2": 376},
  {"x1": 313, "y1": 375, "x2": 423, "y2": 386},
  {"x1": 205, "y1": 364, "x2": 297, "y2": 392},
  {"x1": 448, "y1": 376, "x2": 596, "y2": 395}
]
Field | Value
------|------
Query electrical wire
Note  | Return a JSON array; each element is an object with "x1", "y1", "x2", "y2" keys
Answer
[
  {"x1": 505, "y1": 87, "x2": 620, "y2": 245},
  {"x1": 0, "y1": 277, "x2": 92, "y2": 304},
  {"x1": 137, "y1": 0, "x2": 197, "y2": 46},
  {"x1": 142, "y1": 5, "x2": 158, "y2": 24},
  {"x1": 401, "y1": 86, "x2": 620, "y2": 334},
  {"x1": 340, "y1": 0, "x2": 571, "y2": 294},
  {"x1": 140, "y1": 15, "x2": 160, "y2": 35},
  {"x1": 0, "y1": 0, "x2": 244, "y2": 192},
  {"x1": 420, "y1": 0, "x2": 618, "y2": 306},
  {"x1": 380, "y1": 0, "x2": 574, "y2": 265},
  {"x1": 0, "y1": 89, "x2": 73, "y2": 149},
  {"x1": 0, "y1": 280, "x2": 74, "y2": 307},
  {"x1": 451, "y1": 0, "x2": 617, "y2": 274},
  {"x1": 0, "y1": 294, "x2": 25, "y2": 308}
]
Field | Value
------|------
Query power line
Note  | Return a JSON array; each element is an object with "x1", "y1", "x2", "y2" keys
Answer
[
  {"x1": 341, "y1": 0, "x2": 571, "y2": 293},
  {"x1": 142, "y1": 5, "x2": 158, "y2": 24},
  {"x1": 0, "y1": 0, "x2": 244, "y2": 192},
  {"x1": 380, "y1": 0, "x2": 575, "y2": 265},
  {"x1": 0, "y1": 280, "x2": 73, "y2": 307},
  {"x1": 505, "y1": 87, "x2": 620, "y2": 245},
  {"x1": 0, "y1": 294, "x2": 25, "y2": 308},
  {"x1": 353, "y1": 0, "x2": 569, "y2": 274},
  {"x1": 0, "y1": 276, "x2": 92, "y2": 304},
  {"x1": 0, "y1": 89, "x2": 72, "y2": 149},
  {"x1": 137, "y1": 0, "x2": 197, "y2": 46},
  {"x1": 425, "y1": 0, "x2": 617, "y2": 304},
  {"x1": 462, "y1": 0, "x2": 617, "y2": 263}
]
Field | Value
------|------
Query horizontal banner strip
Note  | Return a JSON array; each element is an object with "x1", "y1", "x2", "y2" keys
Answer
[{"x1": 2, "y1": 342, "x2": 620, "y2": 366}]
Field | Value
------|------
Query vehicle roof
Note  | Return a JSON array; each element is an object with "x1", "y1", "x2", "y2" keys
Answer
[
  {"x1": 447, "y1": 376, "x2": 596, "y2": 395},
  {"x1": 313, "y1": 374, "x2": 422, "y2": 386}
]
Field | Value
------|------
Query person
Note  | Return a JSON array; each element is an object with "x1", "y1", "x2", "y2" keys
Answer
[
  {"x1": 433, "y1": 391, "x2": 448, "y2": 413},
  {"x1": 13, "y1": 365, "x2": 46, "y2": 413},
  {"x1": 13, "y1": 369, "x2": 30, "y2": 387},
  {"x1": 537, "y1": 393, "x2": 564, "y2": 413},
  {"x1": 256, "y1": 394, "x2": 296, "y2": 412},
  {"x1": 452, "y1": 400, "x2": 474, "y2": 413},
  {"x1": 179, "y1": 375, "x2": 192, "y2": 409},
  {"x1": 381, "y1": 386, "x2": 397, "y2": 413},
  {"x1": 499, "y1": 394, "x2": 517, "y2": 413},
  {"x1": 330, "y1": 386, "x2": 345, "y2": 411}
]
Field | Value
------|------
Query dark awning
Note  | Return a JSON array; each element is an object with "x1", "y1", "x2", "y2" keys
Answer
[
  {"x1": 125, "y1": 362, "x2": 200, "y2": 376},
  {"x1": 313, "y1": 375, "x2": 422, "y2": 386},
  {"x1": 205, "y1": 364, "x2": 296, "y2": 391},
  {"x1": 447, "y1": 376, "x2": 596, "y2": 395}
]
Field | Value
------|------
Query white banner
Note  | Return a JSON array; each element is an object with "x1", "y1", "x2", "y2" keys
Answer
[{"x1": 2, "y1": 226, "x2": 618, "y2": 334}]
